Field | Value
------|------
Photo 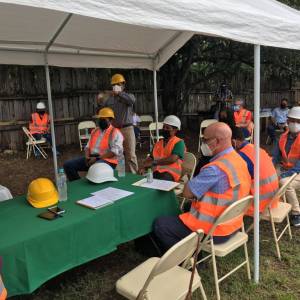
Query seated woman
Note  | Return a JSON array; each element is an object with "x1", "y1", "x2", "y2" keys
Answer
[{"x1": 139, "y1": 115, "x2": 185, "y2": 182}]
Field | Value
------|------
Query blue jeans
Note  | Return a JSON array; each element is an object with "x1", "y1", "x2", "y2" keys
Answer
[
  {"x1": 63, "y1": 157, "x2": 116, "y2": 181},
  {"x1": 32, "y1": 133, "x2": 52, "y2": 145},
  {"x1": 153, "y1": 215, "x2": 238, "y2": 254}
]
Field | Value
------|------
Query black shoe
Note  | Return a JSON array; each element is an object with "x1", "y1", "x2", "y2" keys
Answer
[{"x1": 290, "y1": 215, "x2": 300, "y2": 227}]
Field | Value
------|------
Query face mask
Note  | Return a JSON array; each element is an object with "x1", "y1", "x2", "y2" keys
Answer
[
  {"x1": 200, "y1": 142, "x2": 213, "y2": 157},
  {"x1": 233, "y1": 105, "x2": 240, "y2": 112},
  {"x1": 38, "y1": 110, "x2": 45, "y2": 115},
  {"x1": 112, "y1": 85, "x2": 122, "y2": 93},
  {"x1": 162, "y1": 129, "x2": 171, "y2": 140},
  {"x1": 288, "y1": 122, "x2": 300, "y2": 133},
  {"x1": 98, "y1": 119, "x2": 109, "y2": 130},
  {"x1": 281, "y1": 104, "x2": 287, "y2": 109}
]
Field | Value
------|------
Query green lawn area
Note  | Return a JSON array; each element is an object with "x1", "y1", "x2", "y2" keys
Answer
[{"x1": 11, "y1": 219, "x2": 300, "y2": 300}]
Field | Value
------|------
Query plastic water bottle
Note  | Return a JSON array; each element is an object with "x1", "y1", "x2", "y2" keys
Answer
[
  {"x1": 147, "y1": 168, "x2": 153, "y2": 183},
  {"x1": 117, "y1": 153, "x2": 126, "y2": 177},
  {"x1": 57, "y1": 168, "x2": 68, "y2": 201}
]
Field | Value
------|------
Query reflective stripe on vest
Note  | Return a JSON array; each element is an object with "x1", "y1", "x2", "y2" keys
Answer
[
  {"x1": 89, "y1": 125, "x2": 118, "y2": 165},
  {"x1": 29, "y1": 113, "x2": 49, "y2": 134},
  {"x1": 239, "y1": 143, "x2": 279, "y2": 215},
  {"x1": 0, "y1": 275, "x2": 7, "y2": 300},
  {"x1": 180, "y1": 150, "x2": 251, "y2": 236},
  {"x1": 278, "y1": 131, "x2": 300, "y2": 169},
  {"x1": 153, "y1": 136, "x2": 183, "y2": 182}
]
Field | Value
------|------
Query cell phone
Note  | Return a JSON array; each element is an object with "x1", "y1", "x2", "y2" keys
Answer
[
  {"x1": 47, "y1": 206, "x2": 65, "y2": 215},
  {"x1": 38, "y1": 211, "x2": 60, "y2": 221}
]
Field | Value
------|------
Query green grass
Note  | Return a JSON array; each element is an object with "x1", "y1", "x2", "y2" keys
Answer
[{"x1": 10, "y1": 220, "x2": 300, "y2": 300}]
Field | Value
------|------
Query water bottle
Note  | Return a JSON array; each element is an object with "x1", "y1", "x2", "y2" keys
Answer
[
  {"x1": 117, "y1": 153, "x2": 126, "y2": 177},
  {"x1": 57, "y1": 168, "x2": 68, "y2": 201},
  {"x1": 147, "y1": 168, "x2": 153, "y2": 183}
]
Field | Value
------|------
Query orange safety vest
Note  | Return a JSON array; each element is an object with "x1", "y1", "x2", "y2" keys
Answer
[
  {"x1": 278, "y1": 131, "x2": 300, "y2": 169},
  {"x1": 234, "y1": 109, "x2": 253, "y2": 133},
  {"x1": 29, "y1": 112, "x2": 49, "y2": 134},
  {"x1": 180, "y1": 150, "x2": 251, "y2": 236},
  {"x1": 88, "y1": 125, "x2": 120, "y2": 165},
  {"x1": 152, "y1": 136, "x2": 184, "y2": 182},
  {"x1": 239, "y1": 143, "x2": 279, "y2": 215},
  {"x1": 0, "y1": 275, "x2": 7, "y2": 300}
]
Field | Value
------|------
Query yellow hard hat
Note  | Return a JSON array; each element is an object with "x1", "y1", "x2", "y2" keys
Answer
[
  {"x1": 111, "y1": 73, "x2": 125, "y2": 85},
  {"x1": 27, "y1": 178, "x2": 59, "y2": 208},
  {"x1": 96, "y1": 107, "x2": 115, "y2": 119}
]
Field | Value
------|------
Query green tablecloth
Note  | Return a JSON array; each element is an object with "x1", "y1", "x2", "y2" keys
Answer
[{"x1": 0, "y1": 173, "x2": 179, "y2": 296}]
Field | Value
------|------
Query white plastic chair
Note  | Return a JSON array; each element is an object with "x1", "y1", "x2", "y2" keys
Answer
[
  {"x1": 198, "y1": 196, "x2": 253, "y2": 300},
  {"x1": 22, "y1": 126, "x2": 48, "y2": 159},
  {"x1": 247, "y1": 173, "x2": 297, "y2": 260},
  {"x1": 116, "y1": 230, "x2": 207, "y2": 300},
  {"x1": 198, "y1": 119, "x2": 218, "y2": 152},
  {"x1": 149, "y1": 122, "x2": 164, "y2": 151},
  {"x1": 78, "y1": 121, "x2": 96, "y2": 151}
]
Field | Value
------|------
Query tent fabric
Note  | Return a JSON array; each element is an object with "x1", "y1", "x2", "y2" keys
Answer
[{"x1": 0, "y1": 0, "x2": 299, "y2": 70}]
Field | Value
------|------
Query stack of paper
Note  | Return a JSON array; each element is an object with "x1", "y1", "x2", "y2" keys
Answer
[
  {"x1": 132, "y1": 178, "x2": 180, "y2": 191},
  {"x1": 77, "y1": 187, "x2": 134, "y2": 210}
]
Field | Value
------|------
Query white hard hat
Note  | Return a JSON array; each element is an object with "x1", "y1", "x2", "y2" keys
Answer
[
  {"x1": 163, "y1": 115, "x2": 181, "y2": 130},
  {"x1": 288, "y1": 106, "x2": 300, "y2": 120},
  {"x1": 36, "y1": 102, "x2": 46, "y2": 110},
  {"x1": 86, "y1": 163, "x2": 118, "y2": 184}
]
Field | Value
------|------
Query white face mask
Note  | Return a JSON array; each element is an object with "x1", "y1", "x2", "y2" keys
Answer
[
  {"x1": 112, "y1": 85, "x2": 122, "y2": 93},
  {"x1": 288, "y1": 122, "x2": 300, "y2": 133},
  {"x1": 201, "y1": 142, "x2": 213, "y2": 157}
]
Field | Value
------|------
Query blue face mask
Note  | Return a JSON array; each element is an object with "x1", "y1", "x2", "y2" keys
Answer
[{"x1": 233, "y1": 105, "x2": 240, "y2": 112}]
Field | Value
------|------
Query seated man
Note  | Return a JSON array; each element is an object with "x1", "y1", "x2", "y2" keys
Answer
[
  {"x1": 273, "y1": 106, "x2": 300, "y2": 227},
  {"x1": 267, "y1": 98, "x2": 289, "y2": 143},
  {"x1": 232, "y1": 127, "x2": 279, "y2": 215},
  {"x1": 233, "y1": 99, "x2": 253, "y2": 138},
  {"x1": 64, "y1": 108, "x2": 123, "y2": 181},
  {"x1": 153, "y1": 122, "x2": 251, "y2": 253},
  {"x1": 139, "y1": 115, "x2": 185, "y2": 182},
  {"x1": 29, "y1": 102, "x2": 51, "y2": 145}
]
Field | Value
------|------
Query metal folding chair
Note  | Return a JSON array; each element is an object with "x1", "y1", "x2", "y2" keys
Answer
[{"x1": 78, "y1": 121, "x2": 96, "y2": 151}]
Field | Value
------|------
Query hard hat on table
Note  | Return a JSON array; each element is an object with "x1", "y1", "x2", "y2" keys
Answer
[{"x1": 86, "y1": 163, "x2": 117, "y2": 184}]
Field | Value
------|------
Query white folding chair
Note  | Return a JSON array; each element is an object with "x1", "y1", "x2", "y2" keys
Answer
[
  {"x1": 78, "y1": 121, "x2": 96, "y2": 151},
  {"x1": 149, "y1": 122, "x2": 164, "y2": 151},
  {"x1": 22, "y1": 126, "x2": 48, "y2": 159},
  {"x1": 247, "y1": 173, "x2": 297, "y2": 260},
  {"x1": 198, "y1": 119, "x2": 218, "y2": 152},
  {"x1": 198, "y1": 196, "x2": 253, "y2": 300},
  {"x1": 116, "y1": 230, "x2": 207, "y2": 300},
  {"x1": 245, "y1": 122, "x2": 254, "y2": 144}
]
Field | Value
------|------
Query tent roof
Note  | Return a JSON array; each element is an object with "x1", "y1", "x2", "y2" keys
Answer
[{"x1": 0, "y1": 0, "x2": 299, "y2": 70}]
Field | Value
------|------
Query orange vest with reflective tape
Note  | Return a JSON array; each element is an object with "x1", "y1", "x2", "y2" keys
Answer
[
  {"x1": 29, "y1": 112, "x2": 49, "y2": 134},
  {"x1": 239, "y1": 143, "x2": 279, "y2": 215},
  {"x1": 234, "y1": 109, "x2": 253, "y2": 132},
  {"x1": 153, "y1": 136, "x2": 183, "y2": 182},
  {"x1": 278, "y1": 131, "x2": 300, "y2": 169},
  {"x1": 88, "y1": 125, "x2": 120, "y2": 165},
  {"x1": 180, "y1": 150, "x2": 251, "y2": 236},
  {"x1": 0, "y1": 275, "x2": 7, "y2": 300}
]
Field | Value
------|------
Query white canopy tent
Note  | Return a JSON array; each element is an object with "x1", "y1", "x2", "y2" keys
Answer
[{"x1": 0, "y1": 0, "x2": 299, "y2": 284}]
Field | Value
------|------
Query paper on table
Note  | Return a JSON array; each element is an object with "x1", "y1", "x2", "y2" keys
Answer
[
  {"x1": 77, "y1": 195, "x2": 113, "y2": 210},
  {"x1": 91, "y1": 187, "x2": 134, "y2": 202},
  {"x1": 132, "y1": 178, "x2": 180, "y2": 191}
]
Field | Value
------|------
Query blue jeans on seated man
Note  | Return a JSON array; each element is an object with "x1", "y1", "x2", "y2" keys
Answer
[
  {"x1": 153, "y1": 215, "x2": 238, "y2": 254},
  {"x1": 267, "y1": 123, "x2": 285, "y2": 142},
  {"x1": 63, "y1": 157, "x2": 116, "y2": 181}
]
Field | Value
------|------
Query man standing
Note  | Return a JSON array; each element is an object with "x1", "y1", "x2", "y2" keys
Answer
[
  {"x1": 29, "y1": 102, "x2": 51, "y2": 144},
  {"x1": 139, "y1": 115, "x2": 185, "y2": 182},
  {"x1": 232, "y1": 127, "x2": 278, "y2": 215},
  {"x1": 63, "y1": 108, "x2": 123, "y2": 181},
  {"x1": 102, "y1": 74, "x2": 138, "y2": 173},
  {"x1": 267, "y1": 98, "x2": 289, "y2": 143},
  {"x1": 233, "y1": 99, "x2": 253, "y2": 138},
  {"x1": 273, "y1": 106, "x2": 300, "y2": 227},
  {"x1": 153, "y1": 123, "x2": 251, "y2": 253}
]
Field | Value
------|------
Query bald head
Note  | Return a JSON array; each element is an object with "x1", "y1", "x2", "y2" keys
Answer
[{"x1": 203, "y1": 122, "x2": 233, "y2": 155}]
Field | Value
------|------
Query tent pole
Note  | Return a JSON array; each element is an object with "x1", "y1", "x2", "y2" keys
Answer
[
  {"x1": 44, "y1": 53, "x2": 58, "y2": 183},
  {"x1": 253, "y1": 44, "x2": 261, "y2": 283},
  {"x1": 153, "y1": 69, "x2": 159, "y2": 139}
]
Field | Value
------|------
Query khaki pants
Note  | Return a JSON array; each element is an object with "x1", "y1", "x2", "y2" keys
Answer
[
  {"x1": 280, "y1": 173, "x2": 300, "y2": 215},
  {"x1": 121, "y1": 126, "x2": 138, "y2": 173}
]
